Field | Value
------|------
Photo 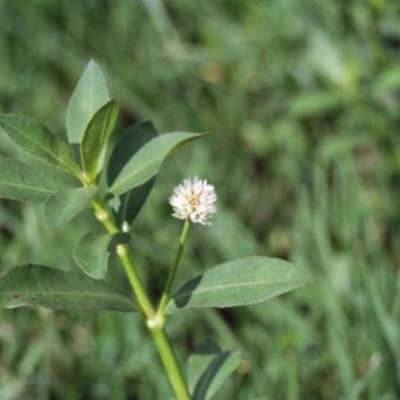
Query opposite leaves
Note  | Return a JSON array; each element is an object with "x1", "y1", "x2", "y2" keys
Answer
[{"x1": 0, "y1": 265, "x2": 136, "y2": 312}]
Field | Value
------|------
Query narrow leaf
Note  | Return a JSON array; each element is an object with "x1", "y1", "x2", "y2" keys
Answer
[
  {"x1": 0, "y1": 264, "x2": 136, "y2": 312},
  {"x1": 0, "y1": 157, "x2": 79, "y2": 202},
  {"x1": 66, "y1": 60, "x2": 110, "y2": 144},
  {"x1": 107, "y1": 121, "x2": 158, "y2": 225},
  {"x1": 115, "y1": 178, "x2": 155, "y2": 227},
  {"x1": 73, "y1": 232, "x2": 130, "y2": 279},
  {"x1": 81, "y1": 100, "x2": 119, "y2": 181},
  {"x1": 0, "y1": 114, "x2": 79, "y2": 174},
  {"x1": 189, "y1": 340, "x2": 241, "y2": 400},
  {"x1": 109, "y1": 131, "x2": 206, "y2": 197},
  {"x1": 166, "y1": 257, "x2": 309, "y2": 313},
  {"x1": 43, "y1": 186, "x2": 97, "y2": 229}
]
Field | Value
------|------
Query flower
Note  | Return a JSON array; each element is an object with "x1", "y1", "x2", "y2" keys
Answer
[{"x1": 169, "y1": 176, "x2": 217, "y2": 225}]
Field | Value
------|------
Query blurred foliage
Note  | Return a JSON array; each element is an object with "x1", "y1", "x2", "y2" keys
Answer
[{"x1": 0, "y1": 0, "x2": 400, "y2": 399}]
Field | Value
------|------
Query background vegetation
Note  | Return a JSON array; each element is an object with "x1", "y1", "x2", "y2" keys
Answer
[{"x1": 0, "y1": 1, "x2": 399, "y2": 399}]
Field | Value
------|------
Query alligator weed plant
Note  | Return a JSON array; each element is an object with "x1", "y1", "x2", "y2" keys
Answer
[{"x1": 0, "y1": 61, "x2": 309, "y2": 400}]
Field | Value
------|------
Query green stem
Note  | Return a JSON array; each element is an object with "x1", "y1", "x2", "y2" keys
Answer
[
  {"x1": 150, "y1": 326, "x2": 191, "y2": 400},
  {"x1": 158, "y1": 218, "x2": 191, "y2": 315},
  {"x1": 91, "y1": 198, "x2": 154, "y2": 317},
  {"x1": 91, "y1": 198, "x2": 191, "y2": 399}
]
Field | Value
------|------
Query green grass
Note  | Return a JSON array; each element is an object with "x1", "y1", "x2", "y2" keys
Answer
[{"x1": 0, "y1": 0, "x2": 400, "y2": 398}]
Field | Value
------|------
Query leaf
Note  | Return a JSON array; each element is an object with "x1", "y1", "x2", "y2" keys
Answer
[
  {"x1": 107, "y1": 121, "x2": 159, "y2": 183},
  {"x1": 0, "y1": 157, "x2": 79, "y2": 202},
  {"x1": 166, "y1": 257, "x2": 309, "y2": 313},
  {"x1": 73, "y1": 232, "x2": 131, "y2": 279},
  {"x1": 66, "y1": 60, "x2": 110, "y2": 144},
  {"x1": 81, "y1": 100, "x2": 119, "y2": 182},
  {"x1": 189, "y1": 339, "x2": 241, "y2": 400},
  {"x1": 114, "y1": 178, "x2": 156, "y2": 227},
  {"x1": 107, "y1": 121, "x2": 158, "y2": 225},
  {"x1": 43, "y1": 186, "x2": 97, "y2": 229},
  {"x1": 108, "y1": 131, "x2": 206, "y2": 198},
  {"x1": 0, "y1": 114, "x2": 79, "y2": 175},
  {"x1": 0, "y1": 264, "x2": 136, "y2": 312}
]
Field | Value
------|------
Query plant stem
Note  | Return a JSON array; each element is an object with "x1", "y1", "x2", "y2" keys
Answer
[
  {"x1": 150, "y1": 326, "x2": 191, "y2": 400},
  {"x1": 158, "y1": 218, "x2": 191, "y2": 315},
  {"x1": 91, "y1": 198, "x2": 191, "y2": 399},
  {"x1": 91, "y1": 198, "x2": 155, "y2": 317}
]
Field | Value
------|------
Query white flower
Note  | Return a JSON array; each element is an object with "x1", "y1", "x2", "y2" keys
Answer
[{"x1": 169, "y1": 176, "x2": 217, "y2": 225}]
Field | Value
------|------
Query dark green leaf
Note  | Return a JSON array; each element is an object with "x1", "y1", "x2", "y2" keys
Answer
[
  {"x1": 107, "y1": 121, "x2": 158, "y2": 183},
  {"x1": 114, "y1": 178, "x2": 155, "y2": 227},
  {"x1": 107, "y1": 121, "x2": 158, "y2": 225},
  {"x1": 81, "y1": 100, "x2": 119, "y2": 181},
  {"x1": 0, "y1": 114, "x2": 79, "y2": 175},
  {"x1": 108, "y1": 131, "x2": 206, "y2": 197},
  {"x1": 73, "y1": 232, "x2": 130, "y2": 279},
  {"x1": 66, "y1": 60, "x2": 110, "y2": 144},
  {"x1": 0, "y1": 157, "x2": 79, "y2": 202},
  {"x1": 43, "y1": 186, "x2": 97, "y2": 228},
  {"x1": 0, "y1": 264, "x2": 136, "y2": 312},
  {"x1": 189, "y1": 339, "x2": 241, "y2": 400},
  {"x1": 166, "y1": 257, "x2": 309, "y2": 313}
]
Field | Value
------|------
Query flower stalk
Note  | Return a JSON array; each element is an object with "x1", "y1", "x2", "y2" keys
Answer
[{"x1": 158, "y1": 218, "x2": 191, "y2": 315}]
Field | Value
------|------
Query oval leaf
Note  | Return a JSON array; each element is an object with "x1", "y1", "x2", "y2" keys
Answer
[
  {"x1": 43, "y1": 186, "x2": 97, "y2": 229},
  {"x1": 73, "y1": 232, "x2": 131, "y2": 279},
  {"x1": 81, "y1": 100, "x2": 119, "y2": 181},
  {"x1": 166, "y1": 257, "x2": 309, "y2": 313},
  {"x1": 189, "y1": 339, "x2": 241, "y2": 400},
  {"x1": 66, "y1": 60, "x2": 110, "y2": 144},
  {"x1": 0, "y1": 264, "x2": 136, "y2": 312},
  {"x1": 0, "y1": 114, "x2": 79, "y2": 174},
  {"x1": 107, "y1": 121, "x2": 158, "y2": 226},
  {"x1": 0, "y1": 157, "x2": 79, "y2": 202},
  {"x1": 108, "y1": 131, "x2": 206, "y2": 198}
]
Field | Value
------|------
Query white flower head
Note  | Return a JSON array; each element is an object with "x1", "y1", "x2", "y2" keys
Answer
[{"x1": 169, "y1": 176, "x2": 217, "y2": 225}]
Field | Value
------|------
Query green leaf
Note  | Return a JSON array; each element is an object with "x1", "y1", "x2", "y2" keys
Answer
[
  {"x1": 0, "y1": 157, "x2": 79, "y2": 202},
  {"x1": 0, "y1": 114, "x2": 79, "y2": 175},
  {"x1": 81, "y1": 100, "x2": 119, "y2": 182},
  {"x1": 66, "y1": 60, "x2": 110, "y2": 144},
  {"x1": 0, "y1": 264, "x2": 136, "y2": 312},
  {"x1": 114, "y1": 178, "x2": 155, "y2": 227},
  {"x1": 73, "y1": 232, "x2": 130, "y2": 279},
  {"x1": 43, "y1": 186, "x2": 97, "y2": 229},
  {"x1": 189, "y1": 339, "x2": 241, "y2": 400},
  {"x1": 166, "y1": 257, "x2": 309, "y2": 313},
  {"x1": 107, "y1": 121, "x2": 158, "y2": 225},
  {"x1": 108, "y1": 131, "x2": 206, "y2": 198}
]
